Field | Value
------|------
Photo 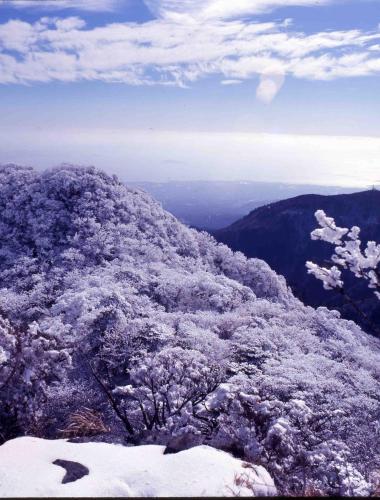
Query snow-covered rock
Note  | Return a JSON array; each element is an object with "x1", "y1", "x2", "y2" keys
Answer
[{"x1": 0, "y1": 437, "x2": 276, "y2": 497}]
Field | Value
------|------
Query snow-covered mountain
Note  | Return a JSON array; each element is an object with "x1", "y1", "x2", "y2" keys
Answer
[{"x1": 0, "y1": 165, "x2": 379, "y2": 496}]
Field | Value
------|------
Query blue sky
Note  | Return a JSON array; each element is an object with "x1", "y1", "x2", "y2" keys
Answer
[{"x1": 0, "y1": 0, "x2": 379, "y2": 186}]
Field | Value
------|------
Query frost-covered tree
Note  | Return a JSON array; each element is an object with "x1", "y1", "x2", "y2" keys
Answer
[
  {"x1": 0, "y1": 314, "x2": 72, "y2": 441},
  {"x1": 205, "y1": 377, "x2": 371, "y2": 496},
  {"x1": 306, "y1": 209, "x2": 380, "y2": 331},
  {"x1": 112, "y1": 347, "x2": 225, "y2": 439}
]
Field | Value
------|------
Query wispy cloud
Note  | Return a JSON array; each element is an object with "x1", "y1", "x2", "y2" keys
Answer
[
  {"x1": 221, "y1": 79, "x2": 243, "y2": 85},
  {"x1": 0, "y1": 1, "x2": 379, "y2": 101},
  {"x1": 144, "y1": 0, "x2": 333, "y2": 19},
  {"x1": 0, "y1": 0, "x2": 120, "y2": 12}
]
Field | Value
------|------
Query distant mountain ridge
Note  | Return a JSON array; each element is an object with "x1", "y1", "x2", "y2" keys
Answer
[
  {"x1": 128, "y1": 180, "x2": 362, "y2": 230},
  {"x1": 214, "y1": 190, "x2": 380, "y2": 332}
]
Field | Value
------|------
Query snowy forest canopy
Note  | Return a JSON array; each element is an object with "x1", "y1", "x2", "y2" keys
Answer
[{"x1": 0, "y1": 164, "x2": 379, "y2": 496}]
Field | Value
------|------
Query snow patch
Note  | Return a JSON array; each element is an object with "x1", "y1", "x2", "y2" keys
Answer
[{"x1": 0, "y1": 437, "x2": 276, "y2": 497}]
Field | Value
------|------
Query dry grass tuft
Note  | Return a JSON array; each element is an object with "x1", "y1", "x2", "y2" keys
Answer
[{"x1": 59, "y1": 407, "x2": 109, "y2": 438}]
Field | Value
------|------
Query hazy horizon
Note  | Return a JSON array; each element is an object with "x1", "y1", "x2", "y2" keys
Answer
[{"x1": 2, "y1": 129, "x2": 379, "y2": 188}]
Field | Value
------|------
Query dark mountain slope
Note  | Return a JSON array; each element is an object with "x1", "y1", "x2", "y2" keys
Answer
[{"x1": 214, "y1": 190, "x2": 380, "y2": 332}]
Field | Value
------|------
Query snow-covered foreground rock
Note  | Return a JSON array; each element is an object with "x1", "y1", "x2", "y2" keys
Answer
[{"x1": 0, "y1": 437, "x2": 276, "y2": 497}]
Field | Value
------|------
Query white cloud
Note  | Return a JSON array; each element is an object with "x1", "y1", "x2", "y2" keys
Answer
[
  {"x1": 221, "y1": 79, "x2": 243, "y2": 85},
  {"x1": 54, "y1": 17, "x2": 87, "y2": 30},
  {"x1": 0, "y1": 3, "x2": 379, "y2": 100}
]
